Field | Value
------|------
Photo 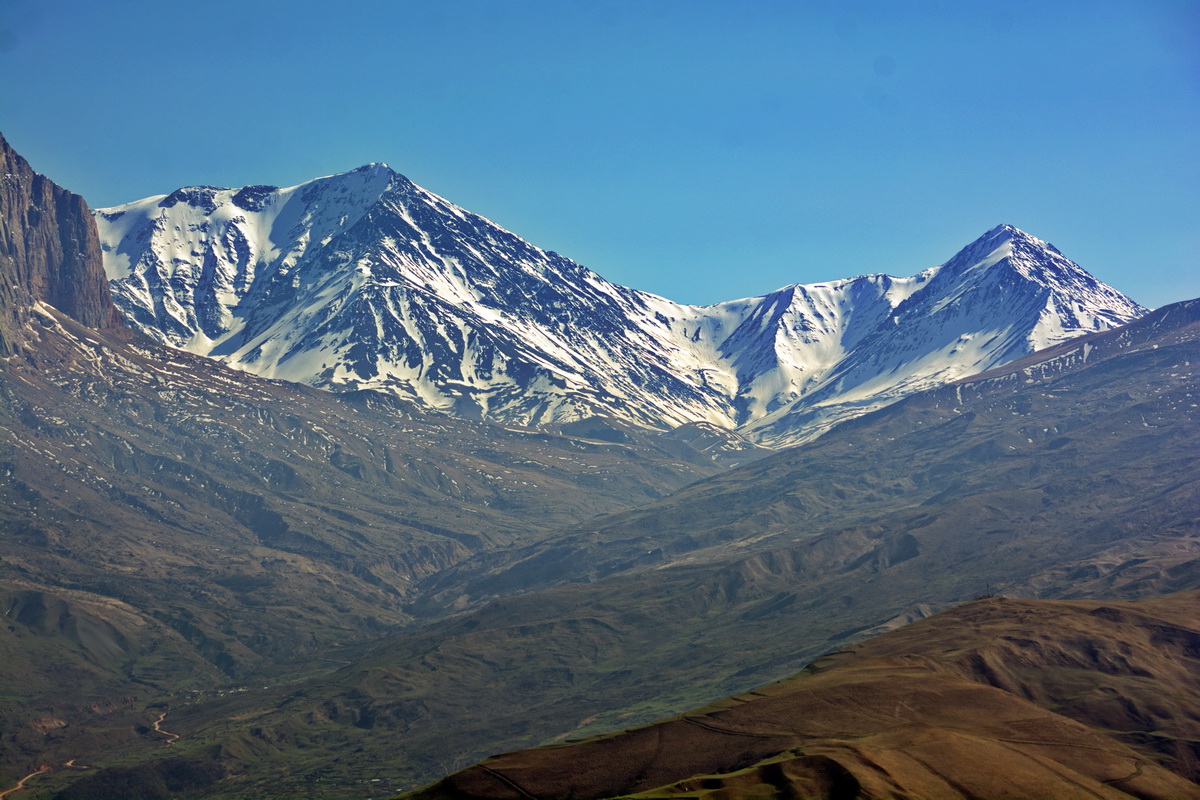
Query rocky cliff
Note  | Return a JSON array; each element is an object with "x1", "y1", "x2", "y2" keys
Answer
[{"x1": 0, "y1": 132, "x2": 121, "y2": 355}]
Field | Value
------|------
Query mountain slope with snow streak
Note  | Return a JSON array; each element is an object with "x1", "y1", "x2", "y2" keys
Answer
[{"x1": 96, "y1": 165, "x2": 1146, "y2": 444}]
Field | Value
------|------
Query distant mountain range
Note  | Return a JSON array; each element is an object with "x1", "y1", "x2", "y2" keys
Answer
[{"x1": 95, "y1": 166, "x2": 1145, "y2": 445}]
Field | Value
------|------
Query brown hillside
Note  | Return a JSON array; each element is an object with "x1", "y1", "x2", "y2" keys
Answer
[{"x1": 407, "y1": 591, "x2": 1200, "y2": 800}]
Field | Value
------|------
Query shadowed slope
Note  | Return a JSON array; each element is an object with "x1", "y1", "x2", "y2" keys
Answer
[{"x1": 407, "y1": 591, "x2": 1200, "y2": 800}]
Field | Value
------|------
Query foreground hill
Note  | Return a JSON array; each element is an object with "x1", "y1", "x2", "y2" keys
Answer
[
  {"x1": 96, "y1": 165, "x2": 1144, "y2": 445},
  {"x1": 406, "y1": 590, "x2": 1200, "y2": 799}
]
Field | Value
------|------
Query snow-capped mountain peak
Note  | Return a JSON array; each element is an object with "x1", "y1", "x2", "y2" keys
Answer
[
  {"x1": 94, "y1": 170, "x2": 1147, "y2": 446},
  {"x1": 914, "y1": 224, "x2": 1144, "y2": 346}
]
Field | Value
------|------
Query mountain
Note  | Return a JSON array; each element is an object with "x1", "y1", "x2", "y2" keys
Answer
[
  {"x1": 4, "y1": 132, "x2": 1191, "y2": 799},
  {"x1": 405, "y1": 590, "x2": 1200, "y2": 800},
  {"x1": 95, "y1": 166, "x2": 1145, "y2": 445},
  {"x1": 0, "y1": 133, "x2": 721, "y2": 793}
]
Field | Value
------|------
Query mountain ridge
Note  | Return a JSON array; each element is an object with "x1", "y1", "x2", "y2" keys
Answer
[
  {"x1": 5, "y1": 132, "x2": 1191, "y2": 798},
  {"x1": 95, "y1": 167, "x2": 1146, "y2": 445}
]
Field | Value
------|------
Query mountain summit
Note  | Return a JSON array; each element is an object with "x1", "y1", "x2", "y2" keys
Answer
[
  {"x1": 95, "y1": 169, "x2": 1146, "y2": 444},
  {"x1": 738, "y1": 223, "x2": 1148, "y2": 442},
  {"x1": 940, "y1": 223, "x2": 1138, "y2": 323}
]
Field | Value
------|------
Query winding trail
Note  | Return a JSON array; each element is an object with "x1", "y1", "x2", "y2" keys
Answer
[
  {"x1": 0, "y1": 710, "x2": 179, "y2": 798},
  {"x1": 153, "y1": 711, "x2": 181, "y2": 745},
  {"x1": 0, "y1": 765, "x2": 50, "y2": 799}
]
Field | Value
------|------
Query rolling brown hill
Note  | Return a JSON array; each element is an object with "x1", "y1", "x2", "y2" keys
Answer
[{"x1": 406, "y1": 590, "x2": 1200, "y2": 800}]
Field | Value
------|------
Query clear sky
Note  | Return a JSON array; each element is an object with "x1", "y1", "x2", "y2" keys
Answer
[{"x1": 1, "y1": 0, "x2": 1196, "y2": 308}]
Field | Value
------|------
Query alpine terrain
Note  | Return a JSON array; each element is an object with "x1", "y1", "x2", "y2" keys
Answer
[
  {"x1": 189, "y1": 294, "x2": 1195, "y2": 797},
  {"x1": 3, "y1": 130, "x2": 1197, "y2": 800},
  {"x1": 95, "y1": 167, "x2": 1145, "y2": 445}
]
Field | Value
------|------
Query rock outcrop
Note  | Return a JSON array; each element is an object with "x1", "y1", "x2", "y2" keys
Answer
[{"x1": 0, "y1": 131, "x2": 121, "y2": 355}]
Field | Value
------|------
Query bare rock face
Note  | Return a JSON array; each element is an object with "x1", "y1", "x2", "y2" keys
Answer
[{"x1": 0, "y1": 131, "x2": 121, "y2": 354}]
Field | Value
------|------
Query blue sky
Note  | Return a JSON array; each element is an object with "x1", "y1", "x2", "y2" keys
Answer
[{"x1": 1, "y1": 0, "x2": 1196, "y2": 308}]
